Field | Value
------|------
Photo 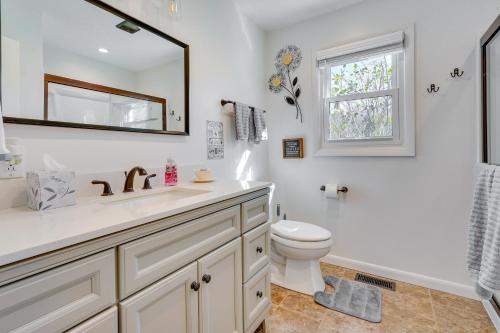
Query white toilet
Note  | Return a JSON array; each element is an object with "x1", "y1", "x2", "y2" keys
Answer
[{"x1": 270, "y1": 220, "x2": 333, "y2": 295}]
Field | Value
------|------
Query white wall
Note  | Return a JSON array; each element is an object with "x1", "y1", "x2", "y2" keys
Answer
[
  {"x1": 3, "y1": 0, "x2": 269, "y2": 183},
  {"x1": 265, "y1": 0, "x2": 500, "y2": 295}
]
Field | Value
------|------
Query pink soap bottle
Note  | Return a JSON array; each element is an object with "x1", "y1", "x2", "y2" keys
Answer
[{"x1": 165, "y1": 158, "x2": 178, "y2": 186}]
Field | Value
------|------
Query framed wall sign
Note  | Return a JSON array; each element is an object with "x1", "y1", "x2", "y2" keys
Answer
[
  {"x1": 283, "y1": 138, "x2": 304, "y2": 159},
  {"x1": 207, "y1": 121, "x2": 224, "y2": 160}
]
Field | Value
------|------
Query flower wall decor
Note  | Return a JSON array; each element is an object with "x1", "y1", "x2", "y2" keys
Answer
[{"x1": 268, "y1": 45, "x2": 303, "y2": 122}]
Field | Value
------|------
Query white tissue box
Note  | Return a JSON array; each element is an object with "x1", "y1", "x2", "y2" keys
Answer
[{"x1": 26, "y1": 171, "x2": 76, "y2": 211}]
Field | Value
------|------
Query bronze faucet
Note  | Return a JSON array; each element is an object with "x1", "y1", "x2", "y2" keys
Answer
[
  {"x1": 123, "y1": 167, "x2": 148, "y2": 193},
  {"x1": 92, "y1": 180, "x2": 114, "y2": 196}
]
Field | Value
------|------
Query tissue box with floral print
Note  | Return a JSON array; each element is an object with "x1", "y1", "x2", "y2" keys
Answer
[{"x1": 26, "y1": 171, "x2": 76, "y2": 211}]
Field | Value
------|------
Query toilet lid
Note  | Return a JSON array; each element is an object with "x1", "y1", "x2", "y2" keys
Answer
[{"x1": 271, "y1": 220, "x2": 331, "y2": 242}]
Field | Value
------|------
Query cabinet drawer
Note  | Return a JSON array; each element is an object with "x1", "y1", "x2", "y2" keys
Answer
[
  {"x1": 0, "y1": 250, "x2": 116, "y2": 333},
  {"x1": 119, "y1": 205, "x2": 241, "y2": 298},
  {"x1": 67, "y1": 306, "x2": 118, "y2": 333},
  {"x1": 242, "y1": 222, "x2": 271, "y2": 282},
  {"x1": 243, "y1": 265, "x2": 271, "y2": 332},
  {"x1": 241, "y1": 195, "x2": 269, "y2": 233}
]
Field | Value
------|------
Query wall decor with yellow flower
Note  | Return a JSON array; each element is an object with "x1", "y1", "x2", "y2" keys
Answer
[{"x1": 268, "y1": 45, "x2": 303, "y2": 122}]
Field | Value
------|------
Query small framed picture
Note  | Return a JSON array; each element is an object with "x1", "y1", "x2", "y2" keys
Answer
[{"x1": 282, "y1": 138, "x2": 304, "y2": 159}]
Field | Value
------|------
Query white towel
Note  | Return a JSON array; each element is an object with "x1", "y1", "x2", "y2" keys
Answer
[
  {"x1": 468, "y1": 164, "x2": 500, "y2": 299},
  {"x1": 234, "y1": 102, "x2": 251, "y2": 141}
]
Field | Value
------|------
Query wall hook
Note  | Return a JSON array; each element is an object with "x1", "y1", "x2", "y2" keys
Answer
[
  {"x1": 427, "y1": 84, "x2": 440, "y2": 94},
  {"x1": 450, "y1": 68, "x2": 464, "y2": 78},
  {"x1": 176, "y1": 116, "x2": 182, "y2": 121}
]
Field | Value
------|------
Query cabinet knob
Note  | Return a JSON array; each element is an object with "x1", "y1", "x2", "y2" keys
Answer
[
  {"x1": 256, "y1": 246, "x2": 263, "y2": 254},
  {"x1": 191, "y1": 281, "x2": 200, "y2": 291},
  {"x1": 256, "y1": 291, "x2": 263, "y2": 298},
  {"x1": 202, "y1": 274, "x2": 212, "y2": 283}
]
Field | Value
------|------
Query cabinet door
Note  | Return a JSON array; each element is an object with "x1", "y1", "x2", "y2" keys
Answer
[
  {"x1": 198, "y1": 238, "x2": 243, "y2": 333},
  {"x1": 120, "y1": 262, "x2": 198, "y2": 333}
]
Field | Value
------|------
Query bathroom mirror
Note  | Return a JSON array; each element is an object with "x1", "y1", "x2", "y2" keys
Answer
[
  {"x1": 482, "y1": 15, "x2": 500, "y2": 164},
  {"x1": 0, "y1": 0, "x2": 189, "y2": 135}
]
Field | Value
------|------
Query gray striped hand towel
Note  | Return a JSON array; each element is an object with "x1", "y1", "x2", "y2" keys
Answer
[
  {"x1": 253, "y1": 108, "x2": 266, "y2": 144},
  {"x1": 468, "y1": 164, "x2": 500, "y2": 299},
  {"x1": 234, "y1": 102, "x2": 251, "y2": 141}
]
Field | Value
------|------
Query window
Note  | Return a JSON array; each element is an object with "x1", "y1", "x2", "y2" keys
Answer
[{"x1": 315, "y1": 29, "x2": 415, "y2": 156}]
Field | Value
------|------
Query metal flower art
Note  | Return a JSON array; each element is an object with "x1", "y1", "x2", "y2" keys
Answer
[
  {"x1": 268, "y1": 45, "x2": 303, "y2": 122},
  {"x1": 268, "y1": 73, "x2": 285, "y2": 94},
  {"x1": 274, "y1": 45, "x2": 302, "y2": 74}
]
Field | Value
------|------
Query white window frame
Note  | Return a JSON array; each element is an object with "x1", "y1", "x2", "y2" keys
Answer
[{"x1": 313, "y1": 26, "x2": 415, "y2": 157}]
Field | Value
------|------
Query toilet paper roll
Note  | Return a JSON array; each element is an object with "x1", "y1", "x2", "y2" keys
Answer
[{"x1": 324, "y1": 184, "x2": 338, "y2": 199}]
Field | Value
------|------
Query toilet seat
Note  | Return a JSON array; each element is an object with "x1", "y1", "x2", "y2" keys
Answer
[
  {"x1": 271, "y1": 233, "x2": 333, "y2": 250},
  {"x1": 271, "y1": 220, "x2": 331, "y2": 242}
]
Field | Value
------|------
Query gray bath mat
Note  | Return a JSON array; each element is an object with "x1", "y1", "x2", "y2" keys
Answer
[{"x1": 314, "y1": 275, "x2": 382, "y2": 323}]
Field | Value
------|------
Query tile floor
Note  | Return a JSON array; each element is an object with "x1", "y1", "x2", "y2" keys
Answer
[{"x1": 263, "y1": 262, "x2": 497, "y2": 333}]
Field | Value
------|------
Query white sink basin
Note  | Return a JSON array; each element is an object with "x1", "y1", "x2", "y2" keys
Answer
[{"x1": 102, "y1": 187, "x2": 211, "y2": 207}]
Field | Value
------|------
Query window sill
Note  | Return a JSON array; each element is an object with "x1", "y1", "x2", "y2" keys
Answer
[{"x1": 314, "y1": 144, "x2": 415, "y2": 157}]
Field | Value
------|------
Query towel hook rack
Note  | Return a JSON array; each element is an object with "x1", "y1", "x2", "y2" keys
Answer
[
  {"x1": 450, "y1": 67, "x2": 464, "y2": 78},
  {"x1": 427, "y1": 84, "x2": 440, "y2": 94}
]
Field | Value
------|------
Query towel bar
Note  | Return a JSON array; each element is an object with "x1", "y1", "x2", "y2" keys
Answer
[
  {"x1": 221, "y1": 99, "x2": 267, "y2": 113},
  {"x1": 320, "y1": 185, "x2": 348, "y2": 193}
]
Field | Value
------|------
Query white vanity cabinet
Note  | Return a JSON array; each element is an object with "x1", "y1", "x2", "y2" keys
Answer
[{"x1": 0, "y1": 188, "x2": 271, "y2": 333}]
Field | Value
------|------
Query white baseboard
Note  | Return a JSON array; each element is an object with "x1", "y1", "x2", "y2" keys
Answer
[{"x1": 321, "y1": 254, "x2": 478, "y2": 300}]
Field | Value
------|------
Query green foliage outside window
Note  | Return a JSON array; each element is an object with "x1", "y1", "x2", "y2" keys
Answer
[{"x1": 329, "y1": 54, "x2": 396, "y2": 140}]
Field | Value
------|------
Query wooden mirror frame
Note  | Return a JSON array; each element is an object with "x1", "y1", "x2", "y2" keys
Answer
[
  {"x1": 481, "y1": 15, "x2": 500, "y2": 163},
  {"x1": 0, "y1": 0, "x2": 190, "y2": 136}
]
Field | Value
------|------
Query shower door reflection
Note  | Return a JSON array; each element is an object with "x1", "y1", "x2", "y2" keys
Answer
[{"x1": 46, "y1": 77, "x2": 166, "y2": 131}]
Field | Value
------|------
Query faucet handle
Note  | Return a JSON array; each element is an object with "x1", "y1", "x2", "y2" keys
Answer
[
  {"x1": 92, "y1": 180, "x2": 114, "y2": 196},
  {"x1": 143, "y1": 174, "x2": 157, "y2": 190}
]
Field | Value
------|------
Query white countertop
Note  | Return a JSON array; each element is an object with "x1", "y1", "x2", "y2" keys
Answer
[{"x1": 0, "y1": 180, "x2": 272, "y2": 267}]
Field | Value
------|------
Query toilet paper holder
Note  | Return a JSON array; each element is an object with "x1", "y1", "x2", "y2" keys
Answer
[{"x1": 320, "y1": 185, "x2": 348, "y2": 193}]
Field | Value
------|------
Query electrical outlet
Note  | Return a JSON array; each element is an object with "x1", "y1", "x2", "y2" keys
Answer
[{"x1": 0, "y1": 155, "x2": 24, "y2": 179}]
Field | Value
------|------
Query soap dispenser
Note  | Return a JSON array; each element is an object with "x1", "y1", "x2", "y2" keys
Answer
[{"x1": 165, "y1": 158, "x2": 178, "y2": 186}]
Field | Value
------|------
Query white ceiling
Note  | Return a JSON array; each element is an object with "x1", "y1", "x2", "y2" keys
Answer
[{"x1": 235, "y1": 0, "x2": 367, "y2": 31}]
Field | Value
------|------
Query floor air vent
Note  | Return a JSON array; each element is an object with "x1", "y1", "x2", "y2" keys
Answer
[{"x1": 355, "y1": 273, "x2": 396, "y2": 291}]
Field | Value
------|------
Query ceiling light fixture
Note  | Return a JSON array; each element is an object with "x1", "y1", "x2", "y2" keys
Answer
[
  {"x1": 98, "y1": 48, "x2": 109, "y2": 54},
  {"x1": 168, "y1": 0, "x2": 182, "y2": 20}
]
